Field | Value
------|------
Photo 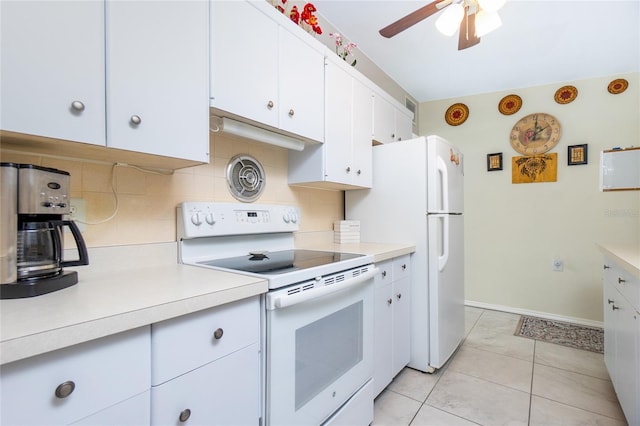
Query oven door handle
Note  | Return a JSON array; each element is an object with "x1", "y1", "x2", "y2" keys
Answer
[{"x1": 273, "y1": 267, "x2": 379, "y2": 310}]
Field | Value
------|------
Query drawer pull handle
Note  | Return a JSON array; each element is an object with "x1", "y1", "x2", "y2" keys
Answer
[
  {"x1": 618, "y1": 278, "x2": 626, "y2": 284},
  {"x1": 603, "y1": 265, "x2": 610, "y2": 269},
  {"x1": 179, "y1": 408, "x2": 191, "y2": 422},
  {"x1": 213, "y1": 328, "x2": 224, "y2": 340},
  {"x1": 71, "y1": 100, "x2": 85, "y2": 112},
  {"x1": 55, "y1": 381, "x2": 75, "y2": 399}
]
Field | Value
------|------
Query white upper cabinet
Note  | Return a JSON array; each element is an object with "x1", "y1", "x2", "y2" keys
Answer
[
  {"x1": 0, "y1": 1, "x2": 106, "y2": 145},
  {"x1": 1, "y1": 1, "x2": 209, "y2": 165},
  {"x1": 106, "y1": 1, "x2": 210, "y2": 162},
  {"x1": 211, "y1": 1, "x2": 324, "y2": 143},
  {"x1": 289, "y1": 58, "x2": 372, "y2": 189},
  {"x1": 372, "y1": 92, "x2": 414, "y2": 144}
]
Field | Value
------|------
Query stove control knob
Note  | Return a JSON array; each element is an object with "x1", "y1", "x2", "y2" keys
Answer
[
  {"x1": 191, "y1": 212, "x2": 203, "y2": 226},
  {"x1": 283, "y1": 213, "x2": 290, "y2": 223},
  {"x1": 205, "y1": 213, "x2": 215, "y2": 225},
  {"x1": 290, "y1": 212, "x2": 298, "y2": 223}
]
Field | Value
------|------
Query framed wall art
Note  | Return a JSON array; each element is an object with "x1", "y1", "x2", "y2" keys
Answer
[
  {"x1": 568, "y1": 144, "x2": 588, "y2": 165},
  {"x1": 487, "y1": 153, "x2": 503, "y2": 171}
]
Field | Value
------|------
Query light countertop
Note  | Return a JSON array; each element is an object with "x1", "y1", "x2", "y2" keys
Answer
[
  {"x1": 598, "y1": 242, "x2": 640, "y2": 279},
  {"x1": 1, "y1": 240, "x2": 414, "y2": 365}
]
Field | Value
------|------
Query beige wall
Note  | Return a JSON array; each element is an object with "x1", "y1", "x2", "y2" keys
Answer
[
  {"x1": 1, "y1": 133, "x2": 344, "y2": 247},
  {"x1": 419, "y1": 72, "x2": 640, "y2": 323}
]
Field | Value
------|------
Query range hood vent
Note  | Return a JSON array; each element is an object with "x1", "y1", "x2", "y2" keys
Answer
[{"x1": 210, "y1": 116, "x2": 305, "y2": 151}]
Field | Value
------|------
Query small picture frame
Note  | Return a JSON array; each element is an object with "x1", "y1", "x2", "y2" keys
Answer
[
  {"x1": 568, "y1": 144, "x2": 588, "y2": 165},
  {"x1": 487, "y1": 153, "x2": 503, "y2": 171}
]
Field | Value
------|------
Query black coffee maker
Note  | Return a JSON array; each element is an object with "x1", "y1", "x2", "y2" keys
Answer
[{"x1": 0, "y1": 164, "x2": 89, "y2": 299}]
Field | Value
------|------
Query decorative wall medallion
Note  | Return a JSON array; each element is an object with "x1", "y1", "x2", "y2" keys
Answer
[
  {"x1": 498, "y1": 94, "x2": 522, "y2": 115},
  {"x1": 554, "y1": 85, "x2": 578, "y2": 104},
  {"x1": 445, "y1": 103, "x2": 469, "y2": 126},
  {"x1": 512, "y1": 153, "x2": 558, "y2": 184},
  {"x1": 607, "y1": 78, "x2": 628, "y2": 94}
]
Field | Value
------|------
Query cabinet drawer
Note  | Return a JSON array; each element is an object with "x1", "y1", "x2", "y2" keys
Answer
[
  {"x1": 604, "y1": 256, "x2": 640, "y2": 309},
  {"x1": 393, "y1": 255, "x2": 411, "y2": 281},
  {"x1": 151, "y1": 296, "x2": 259, "y2": 385},
  {"x1": 151, "y1": 343, "x2": 260, "y2": 426},
  {"x1": 0, "y1": 327, "x2": 150, "y2": 426},
  {"x1": 375, "y1": 260, "x2": 393, "y2": 289},
  {"x1": 72, "y1": 390, "x2": 150, "y2": 426}
]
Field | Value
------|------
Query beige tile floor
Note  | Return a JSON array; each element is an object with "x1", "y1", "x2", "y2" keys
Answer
[{"x1": 373, "y1": 307, "x2": 628, "y2": 426}]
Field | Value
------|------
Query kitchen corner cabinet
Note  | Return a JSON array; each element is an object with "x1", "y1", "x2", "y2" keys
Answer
[
  {"x1": 150, "y1": 296, "x2": 261, "y2": 425},
  {"x1": 372, "y1": 255, "x2": 411, "y2": 397},
  {"x1": 602, "y1": 256, "x2": 639, "y2": 426},
  {"x1": 211, "y1": 1, "x2": 324, "y2": 143},
  {"x1": 0, "y1": 327, "x2": 150, "y2": 426},
  {"x1": 288, "y1": 58, "x2": 373, "y2": 190},
  {"x1": 372, "y1": 93, "x2": 414, "y2": 144},
  {"x1": 0, "y1": 0, "x2": 209, "y2": 164}
]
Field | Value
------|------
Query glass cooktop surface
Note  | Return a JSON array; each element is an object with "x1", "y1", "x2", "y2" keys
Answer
[{"x1": 198, "y1": 249, "x2": 364, "y2": 275}]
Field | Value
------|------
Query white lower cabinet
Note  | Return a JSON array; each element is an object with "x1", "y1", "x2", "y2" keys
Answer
[
  {"x1": 150, "y1": 296, "x2": 261, "y2": 425},
  {"x1": 72, "y1": 391, "x2": 150, "y2": 426},
  {"x1": 373, "y1": 255, "x2": 411, "y2": 397},
  {"x1": 150, "y1": 343, "x2": 259, "y2": 426},
  {"x1": 602, "y1": 256, "x2": 640, "y2": 426},
  {"x1": 0, "y1": 327, "x2": 150, "y2": 426}
]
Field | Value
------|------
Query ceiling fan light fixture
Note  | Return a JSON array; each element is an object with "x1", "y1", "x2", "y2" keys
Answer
[
  {"x1": 435, "y1": 3, "x2": 465, "y2": 36},
  {"x1": 477, "y1": 0, "x2": 506, "y2": 13},
  {"x1": 475, "y1": 10, "x2": 502, "y2": 37}
]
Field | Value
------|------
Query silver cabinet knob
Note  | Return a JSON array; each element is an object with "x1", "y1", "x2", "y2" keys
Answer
[
  {"x1": 402, "y1": 264, "x2": 407, "y2": 270},
  {"x1": 607, "y1": 299, "x2": 615, "y2": 304},
  {"x1": 288, "y1": 109, "x2": 295, "y2": 117},
  {"x1": 71, "y1": 101, "x2": 85, "y2": 112},
  {"x1": 130, "y1": 115, "x2": 142, "y2": 125},
  {"x1": 213, "y1": 328, "x2": 224, "y2": 340},
  {"x1": 381, "y1": 270, "x2": 387, "y2": 278},
  {"x1": 267, "y1": 100, "x2": 274, "y2": 109},
  {"x1": 603, "y1": 265, "x2": 610, "y2": 269},
  {"x1": 396, "y1": 293, "x2": 402, "y2": 300},
  {"x1": 618, "y1": 277, "x2": 626, "y2": 284},
  {"x1": 387, "y1": 298, "x2": 392, "y2": 305},
  {"x1": 55, "y1": 381, "x2": 75, "y2": 399},
  {"x1": 356, "y1": 169, "x2": 361, "y2": 175},
  {"x1": 346, "y1": 167, "x2": 351, "y2": 173},
  {"x1": 612, "y1": 305, "x2": 620, "y2": 311},
  {"x1": 179, "y1": 408, "x2": 191, "y2": 422}
]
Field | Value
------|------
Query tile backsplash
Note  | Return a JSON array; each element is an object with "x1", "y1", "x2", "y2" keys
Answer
[{"x1": 1, "y1": 133, "x2": 344, "y2": 247}]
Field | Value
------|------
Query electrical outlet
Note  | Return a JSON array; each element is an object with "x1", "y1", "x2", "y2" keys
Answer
[
  {"x1": 67, "y1": 198, "x2": 86, "y2": 232},
  {"x1": 552, "y1": 258, "x2": 564, "y2": 272}
]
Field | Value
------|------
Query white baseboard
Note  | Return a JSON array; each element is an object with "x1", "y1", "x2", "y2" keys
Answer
[{"x1": 465, "y1": 300, "x2": 604, "y2": 329}]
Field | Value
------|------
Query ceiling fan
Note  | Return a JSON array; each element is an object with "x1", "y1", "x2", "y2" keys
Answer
[{"x1": 379, "y1": 0, "x2": 506, "y2": 50}]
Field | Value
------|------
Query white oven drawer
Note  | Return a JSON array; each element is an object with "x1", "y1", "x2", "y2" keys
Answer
[{"x1": 151, "y1": 296, "x2": 259, "y2": 385}]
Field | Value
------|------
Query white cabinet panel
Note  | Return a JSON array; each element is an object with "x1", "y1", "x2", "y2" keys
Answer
[
  {"x1": 0, "y1": 327, "x2": 150, "y2": 426},
  {"x1": 372, "y1": 93, "x2": 413, "y2": 144},
  {"x1": 151, "y1": 343, "x2": 260, "y2": 426},
  {"x1": 72, "y1": 391, "x2": 150, "y2": 426},
  {"x1": 106, "y1": 0, "x2": 209, "y2": 162},
  {"x1": 0, "y1": 1, "x2": 105, "y2": 145}
]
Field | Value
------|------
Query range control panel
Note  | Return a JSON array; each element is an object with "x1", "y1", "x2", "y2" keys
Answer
[{"x1": 177, "y1": 202, "x2": 300, "y2": 239}]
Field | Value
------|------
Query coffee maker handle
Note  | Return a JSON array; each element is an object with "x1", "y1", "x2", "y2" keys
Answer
[{"x1": 60, "y1": 220, "x2": 90, "y2": 267}]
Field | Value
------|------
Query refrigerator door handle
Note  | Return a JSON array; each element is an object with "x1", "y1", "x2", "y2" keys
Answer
[
  {"x1": 438, "y1": 215, "x2": 450, "y2": 271},
  {"x1": 437, "y1": 156, "x2": 449, "y2": 213}
]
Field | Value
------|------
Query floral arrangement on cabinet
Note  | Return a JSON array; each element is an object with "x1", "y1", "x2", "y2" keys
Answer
[
  {"x1": 273, "y1": 0, "x2": 323, "y2": 35},
  {"x1": 330, "y1": 33, "x2": 357, "y2": 67}
]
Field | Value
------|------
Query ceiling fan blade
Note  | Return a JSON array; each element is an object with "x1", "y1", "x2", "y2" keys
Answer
[
  {"x1": 379, "y1": 0, "x2": 450, "y2": 38},
  {"x1": 458, "y1": 7, "x2": 481, "y2": 50}
]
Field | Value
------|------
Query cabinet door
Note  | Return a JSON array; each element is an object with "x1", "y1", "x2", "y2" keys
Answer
[
  {"x1": 0, "y1": 1, "x2": 105, "y2": 145},
  {"x1": 372, "y1": 94, "x2": 395, "y2": 144},
  {"x1": 324, "y1": 60, "x2": 353, "y2": 184},
  {"x1": 616, "y1": 298, "x2": 638, "y2": 425},
  {"x1": 278, "y1": 29, "x2": 324, "y2": 142},
  {"x1": 392, "y1": 276, "x2": 411, "y2": 375},
  {"x1": 151, "y1": 343, "x2": 260, "y2": 426},
  {"x1": 211, "y1": 1, "x2": 278, "y2": 128},
  {"x1": 373, "y1": 260, "x2": 394, "y2": 397},
  {"x1": 72, "y1": 391, "x2": 150, "y2": 426},
  {"x1": 106, "y1": 0, "x2": 209, "y2": 162},
  {"x1": 603, "y1": 279, "x2": 617, "y2": 378},
  {"x1": 351, "y1": 79, "x2": 374, "y2": 188},
  {"x1": 395, "y1": 109, "x2": 414, "y2": 142}
]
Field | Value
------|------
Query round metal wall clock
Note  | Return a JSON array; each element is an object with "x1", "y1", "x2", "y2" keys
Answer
[{"x1": 509, "y1": 113, "x2": 562, "y2": 155}]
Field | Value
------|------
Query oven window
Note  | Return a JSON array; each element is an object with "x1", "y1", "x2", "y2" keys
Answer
[{"x1": 294, "y1": 301, "x2": 364, "y2": 410}]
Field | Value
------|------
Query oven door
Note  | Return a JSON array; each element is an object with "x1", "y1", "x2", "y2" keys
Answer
[{"x1": 265, "y1": 266, "x2": 377, "y2": 426}]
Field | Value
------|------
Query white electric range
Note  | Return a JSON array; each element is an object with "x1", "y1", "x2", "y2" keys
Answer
[{"x1": 177, "y1": 202, "x2": 377, "y2": 426}]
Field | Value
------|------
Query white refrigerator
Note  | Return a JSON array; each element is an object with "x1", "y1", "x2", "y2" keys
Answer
[{"x1": 346, "y1": 135, "x2": 465, "y2": 372}]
